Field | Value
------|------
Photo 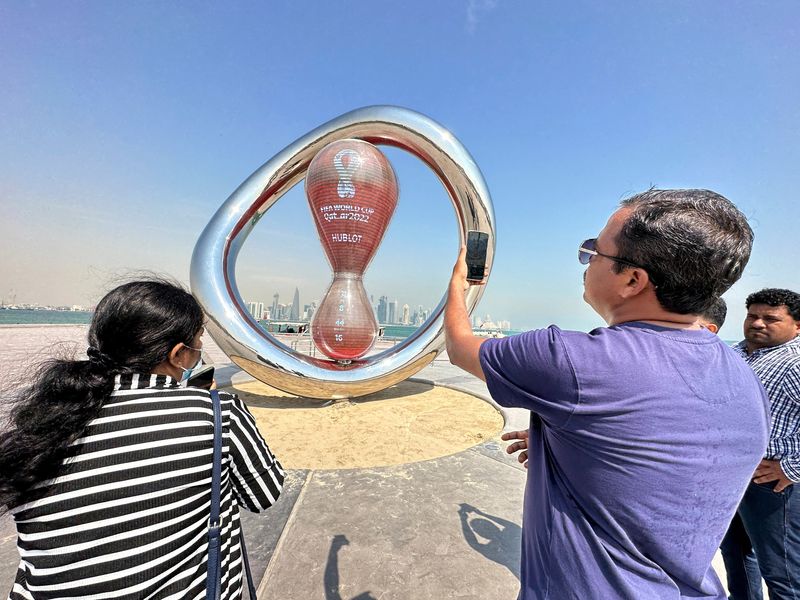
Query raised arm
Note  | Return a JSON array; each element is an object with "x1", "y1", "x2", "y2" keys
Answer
[{"x1": 445, "y1": 246, "x2": 487, "y2": 381}]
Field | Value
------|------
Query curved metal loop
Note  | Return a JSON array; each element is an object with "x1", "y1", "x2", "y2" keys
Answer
[{"x1": 190, "y1": 106, "x2": 495, "y2": 399}]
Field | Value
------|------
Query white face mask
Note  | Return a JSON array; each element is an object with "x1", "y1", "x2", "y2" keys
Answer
[{"x1": 180, "y1": 344, "x2": 203, "y2": 382}]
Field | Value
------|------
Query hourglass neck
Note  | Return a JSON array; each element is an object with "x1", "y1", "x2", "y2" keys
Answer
[{"x1": 331, "y1": 272, "x2": 364, "y2": 280}]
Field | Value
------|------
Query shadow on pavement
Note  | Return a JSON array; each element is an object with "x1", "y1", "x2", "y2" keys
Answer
[
  {"x1": 324, "y1": 534, "x2": 378, "y2": 600},
  {"x1": 458, "y1": 503, "x2": 521, "y2": 580}
]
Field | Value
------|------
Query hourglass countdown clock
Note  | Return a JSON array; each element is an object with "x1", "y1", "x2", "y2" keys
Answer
[
  {"x1": 306, "y1": 140, "x2": 398, "y2": 361},
  {"x1": 190, "y1": 106, "x2": 495, "y2": 399}
]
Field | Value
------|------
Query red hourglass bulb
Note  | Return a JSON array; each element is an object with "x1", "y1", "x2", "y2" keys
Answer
[
  {"x1": 311, "y1": 274, "x2": 377, "y2": 361},
  {"x1": 306, "y1": 139, "x2": 398, "y2": 361}
]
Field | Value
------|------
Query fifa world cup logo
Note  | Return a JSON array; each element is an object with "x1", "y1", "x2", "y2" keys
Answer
[{"x1": 306, "y1": 140, "x2": 398, "y2": 362}]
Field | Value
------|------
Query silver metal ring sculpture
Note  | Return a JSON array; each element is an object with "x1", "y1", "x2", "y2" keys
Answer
[{"x1": 191, "y1": 106, "x2": 495, "y2": 399}]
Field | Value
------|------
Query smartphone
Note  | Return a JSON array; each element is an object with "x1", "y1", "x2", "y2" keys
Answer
[
  {"x1": 187, "y1": 365, "x2": 215, "y2": 390},
  {"x1": 466, "y1": 230, "x2": 489, "y2": 282}
]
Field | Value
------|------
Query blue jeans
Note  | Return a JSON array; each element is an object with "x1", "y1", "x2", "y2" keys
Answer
[
  {"x1": 720, "y1": 481, "x2": 800, "y2": 600},
  {"x1": 721, "y1": 510, "x2": 763, "y2": 599}
]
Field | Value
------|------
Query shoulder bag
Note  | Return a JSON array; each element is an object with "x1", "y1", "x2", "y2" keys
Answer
[{"x1": 207, "y1": 389, "x2": 258, "y2": 599}]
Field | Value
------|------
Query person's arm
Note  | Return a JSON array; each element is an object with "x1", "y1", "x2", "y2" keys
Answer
[
  {"x1": 755, "y1": 365, "x2": 800, "y2": 491},
  {"x1": 776, "y1": 366, "x2": 800, "y2": 486},
  {"x1": 226, "y1": 393, "x2": 285, "y2": 512},
  {"x1": 445, "y1": 246, "x2": 486, "y2": 381}
]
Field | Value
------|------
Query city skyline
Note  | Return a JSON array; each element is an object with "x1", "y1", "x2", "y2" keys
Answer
[{"x1": 246, "y1": 288, "x2": 513, "y2": 330}]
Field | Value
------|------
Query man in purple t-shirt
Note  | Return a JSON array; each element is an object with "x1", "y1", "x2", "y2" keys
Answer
[{"x1": 445, "y1": 189, "x2": 770, "y2": 599}]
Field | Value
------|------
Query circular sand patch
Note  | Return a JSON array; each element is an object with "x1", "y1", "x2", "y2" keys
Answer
[{"x1": 227, "y1": 379, "x2": 504, "y2": 470}]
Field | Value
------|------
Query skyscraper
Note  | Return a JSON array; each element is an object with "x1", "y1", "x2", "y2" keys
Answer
[
  {"x1": 246, "y1": 301, "x2": 265, "y2": 320},
  {"x1": 388, "y1": 299, "x2": 398, "y2": 325},
  {"x1": 290, "y1": 288, "x2": 300, "y2": 321},
  {"x1": 271, "y1": 293, "x2": 279, "y2": 320},
  {"x1": 377, "y1": 295, "x2": 388, "y2": 324},
  {"x1": 401, "y1": 304, "x2": 410, "y2": 325}
]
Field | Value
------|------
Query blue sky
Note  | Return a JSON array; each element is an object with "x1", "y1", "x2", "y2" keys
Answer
[{"x1": 1, "y1": 1, "x2": 797, "y2": 336}]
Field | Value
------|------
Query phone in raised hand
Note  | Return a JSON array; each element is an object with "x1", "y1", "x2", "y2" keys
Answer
[{"x1": 466, "y1": 230, "x2": 489, "y2": 282}]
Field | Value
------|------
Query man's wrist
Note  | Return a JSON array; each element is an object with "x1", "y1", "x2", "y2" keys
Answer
[{"x1": 779, "y1": 457, "x2": 800, "y2": 483}]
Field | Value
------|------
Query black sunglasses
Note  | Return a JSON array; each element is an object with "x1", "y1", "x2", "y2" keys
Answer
[{"x1": 578, "y1": 238, "x2": 658, "y2": 285}]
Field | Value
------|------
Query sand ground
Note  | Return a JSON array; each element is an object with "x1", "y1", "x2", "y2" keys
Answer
[{"x1": 231, "y1": 379, "x2": 503, "y2": 469}]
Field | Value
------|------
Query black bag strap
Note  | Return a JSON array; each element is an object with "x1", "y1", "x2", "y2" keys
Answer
[
  {"x1": 206, "y1": 390, "x2": 223, "y2": 600},
  {"x1": 240, "y1": 530, "x2": 258, "y2": 599},
  {"x1": 206, "y1": 390, "x2": 258, "y2": 600}
]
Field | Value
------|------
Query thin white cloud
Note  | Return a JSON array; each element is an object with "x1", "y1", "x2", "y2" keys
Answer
[{"x1": 466, "y1": 0, "x2": 499, "y2": 34}]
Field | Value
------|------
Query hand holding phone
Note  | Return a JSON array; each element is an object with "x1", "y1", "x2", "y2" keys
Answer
[
  {"x1": 187, "y1": 365, "x2": 215, "y2": 390},
  {"x1": 466, "y1": 230, "x2": 489, "y2": 282}
]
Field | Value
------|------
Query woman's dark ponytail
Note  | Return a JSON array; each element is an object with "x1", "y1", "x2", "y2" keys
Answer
[{"x1": 0, "y1": 279, "x2": 204, "y2": 511}]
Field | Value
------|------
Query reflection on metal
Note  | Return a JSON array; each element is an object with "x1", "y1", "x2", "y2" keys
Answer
[{"x1": 190, "y1": 106, "x2": 495, "y2": 399}]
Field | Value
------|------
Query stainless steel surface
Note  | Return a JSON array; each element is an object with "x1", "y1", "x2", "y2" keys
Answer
[{"x1": 190, "y1": 106, "x2": 495, "y2": 399}]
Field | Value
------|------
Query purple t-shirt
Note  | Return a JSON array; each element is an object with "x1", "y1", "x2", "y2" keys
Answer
[{"x1": 479, "y1": 322, "x2": 770, "y2": 600}]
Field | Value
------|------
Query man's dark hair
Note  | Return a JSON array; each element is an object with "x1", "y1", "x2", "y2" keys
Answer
[
  {"x1": 616, "y1": 189, "x2": 753, "y2": 314},
  {"x1": 699, "y1": 297, "x2": 727, "y2": 329},
  {"x1": 745, "y1": 288, "x2": 800, "y2": 321}
]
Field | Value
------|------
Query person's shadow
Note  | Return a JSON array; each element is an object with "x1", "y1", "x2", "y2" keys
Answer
[
  {"x1": 458, "y1": 503, "x2": 521, "y2": 579},
  {"x1": 324, "y1": 534, "x2": 378, "y2": 600}
]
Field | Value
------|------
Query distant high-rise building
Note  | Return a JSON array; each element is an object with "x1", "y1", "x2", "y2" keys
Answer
[
  {"x1": 275, "y1": 303, "x2": 288, "y2": 321},
  {"x1": 246, "y1": 301, "x2": 265, "y2": 320},
  {"x1": 290, "y1": 287, "x2": 300, "y2": 321},
  {"x1": 271, "y1": 293, "x2": 280, "y2": 320},
  {"x1": 401, "y1": 304, "x2": 410, "y2": 325},
  {"x1": 388, "y1": 299, "x2": 398, "y2": 324},
  {"x1": 377, "y1": 295, "x2": 388, "y2": 323}
]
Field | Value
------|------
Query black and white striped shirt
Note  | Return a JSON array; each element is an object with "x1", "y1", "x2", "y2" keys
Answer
[{"x1": 8, "y1": 373, "x2": 284, "y2": 600}]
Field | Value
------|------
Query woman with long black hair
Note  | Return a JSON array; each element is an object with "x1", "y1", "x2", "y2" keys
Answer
[{"x1": 0, "y1": 280, "x2": 284, "y2": 599}]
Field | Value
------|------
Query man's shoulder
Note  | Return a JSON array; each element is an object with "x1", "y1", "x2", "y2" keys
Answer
[
  {"x1": 785, "y1": 350, "x2": 800, "y2": 374},
  {"x1": 764, "y1": 339, "x2": 800, "y2": 371}
]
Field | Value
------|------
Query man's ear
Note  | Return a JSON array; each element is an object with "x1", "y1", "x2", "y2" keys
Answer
[
  {"x1": 704, "y1": 323, "x2": 719, "y2": 334},
  {"x1": 620, "y1": 268, "x2": 651, "y2": 299}
]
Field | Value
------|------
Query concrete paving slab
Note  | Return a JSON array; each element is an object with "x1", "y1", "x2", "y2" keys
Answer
[
  {"x1": 0, "y1": 514, "x2": 17, "y2": 594},
  {"x1": 239, "y1": 470, "x2": 309, "y2": 587},
  {"x1": 470, "y1": 439, "x2": 527, "y2": 473},
  {"x1": 259, "y1": 449, "x2": 525, "y2": 600}
]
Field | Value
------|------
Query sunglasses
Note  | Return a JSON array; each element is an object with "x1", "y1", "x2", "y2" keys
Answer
[{"x1": 578, "y1": 238, "x2": 658, "y2": 286}]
